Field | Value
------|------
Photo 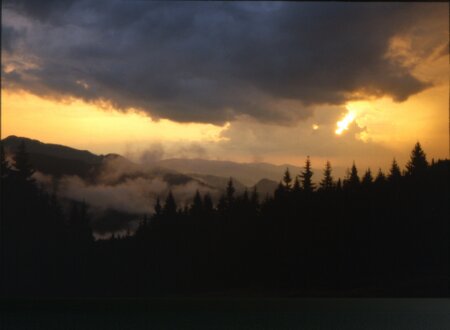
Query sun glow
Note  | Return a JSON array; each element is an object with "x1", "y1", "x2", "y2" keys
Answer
[
  {"x1": 335, "y1": 110, "x2": 356, "y2": 135},
  {"x1": 1, "y1": 90, "x2": 229, "y2": 154}
]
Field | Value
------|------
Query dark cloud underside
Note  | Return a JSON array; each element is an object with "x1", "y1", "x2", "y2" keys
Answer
[{"x1": 2, "y1": 1, "x2": 446, "y2": 124}]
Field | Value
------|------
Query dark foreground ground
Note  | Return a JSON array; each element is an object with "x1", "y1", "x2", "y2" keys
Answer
[{"x1": 1, "y1": 298, "x2": 449, "y2": 330}]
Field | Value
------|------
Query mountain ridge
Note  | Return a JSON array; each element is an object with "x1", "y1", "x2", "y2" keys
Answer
[{"x1": 2, "y1": 135, "x2": 299, "y2": 188}]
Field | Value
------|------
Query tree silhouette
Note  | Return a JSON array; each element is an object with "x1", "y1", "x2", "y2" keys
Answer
[
  {"x1": 226, "y1": 178, "x2": 235, "y2": 205},
  {"x1": 1, "y1": 142, "x2": 12, "y2": 179},
  {"x1": 203, "y1": 193, "x2": 214, "y2": 215},
  {"x1": 274, "y1": 181, "x2": 285, "y2": 200},
  {"x1": 406, "y1": 142, "x2": 428, "y2": 176},
  {"x1": 361, "y1": 168, "x2": 373, "y2": 187},
  {"x1": 388, "y1": 158, "x2": 402, "y2": 181},
  {"x1": 344, "y1": 162, "x2": 360, "y2": 190},
  {"x1": 336, "y1": 178, "x2": 342, "y2": 191},
  {"x1": 319, "y1": 161, "x2": 334, "y2": 191},
  {"x1": 300, "y1": 156, "x2": 315, "y2": 193},
  {"x1": 154, "y1": 197, "x2": 162, "y2": 216},
  {"x1": 292, "y1": 176, "x2": 301, "y2": 193},
  {"x1": 387, "y1": 158, "x2": 402, "y2": 189},
  {"x1": 162, "y1": 191, "x2": 177, "y2": 217},
  {"x1": 190, "y1": 190, "x2": 203, "y2": 217},
  {"x1": 217, "y1": 194, "x2": 227, "y2": 213},
  {"x1": 375, "y1": 168, "x2": 386, "y2": 183},
  {"x1": 283, "y1": 168, "x2": 292, "y2": 190},
  {"x1": 13, "y1": 141, "x2": 35, "y2": 182},
  {"x1": 2, "y1": 139, "x2": 449, "y2": 298}
]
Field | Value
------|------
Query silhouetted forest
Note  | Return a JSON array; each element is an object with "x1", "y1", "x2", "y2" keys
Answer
[{"x1": 1, "y1": 142, "x2": 448, "y2": 297}]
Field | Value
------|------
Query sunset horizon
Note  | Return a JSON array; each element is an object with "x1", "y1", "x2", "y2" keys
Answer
[
  {"x1": 1, "y1": 1, "x2": 449, "y2": 328},
  {"x1": 2, "y1": 2, "x2": 448, "y2": 172}
]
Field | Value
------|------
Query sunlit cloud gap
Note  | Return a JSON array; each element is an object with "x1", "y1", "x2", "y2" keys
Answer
[{"x1": 335, "y1": 111, "x2": 356, "y2": 135}]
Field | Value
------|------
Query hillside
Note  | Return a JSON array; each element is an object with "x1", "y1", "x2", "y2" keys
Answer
[{"x1": 2, "y1": 136, "x2": 282, "y2": 196}]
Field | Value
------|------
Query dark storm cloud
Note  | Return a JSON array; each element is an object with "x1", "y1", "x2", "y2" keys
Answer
[
  {"x1": 2, "y1": 1, "x2": 445, "y2": 124},
  {"x1": 2, "y1": 0, "x2": 77, "y2": 22}
]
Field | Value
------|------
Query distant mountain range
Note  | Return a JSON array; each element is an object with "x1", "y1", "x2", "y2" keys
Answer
[
  {"x1": 2, "y1": 135, "x2": 280, "y2": 196},
  {"x1": 156, "y1": 158, "x2": 303, "y2": 186}
]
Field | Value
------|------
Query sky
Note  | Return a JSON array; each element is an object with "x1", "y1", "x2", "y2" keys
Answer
[{"x1": 2, "y1": 1, "x2": 449, "y2": 175}]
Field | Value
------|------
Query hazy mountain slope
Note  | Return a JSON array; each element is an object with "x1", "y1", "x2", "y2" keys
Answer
[
  {"x1": 156, "y1": 158, "x2": 303, "y2": 186},
  {"x1": 2, "y1": 136, "x2": 323, "y2": 194},
  {"x1": 187, "y1": 174, "x2": 247, "y2": 193},
  {"x1": 1, "y1": 136, "x2": 225, "y2": 192},
  {"x1": 3, "y1": 135, "x2": 101, "y2": 164},
  {"x1": 3, "y1": 136, "x2": 102, "y2": 179}
]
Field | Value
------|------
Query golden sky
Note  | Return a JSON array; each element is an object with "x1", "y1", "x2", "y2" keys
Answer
[
  {"x1": 1, "y1": 2, "x2": 448, "y2": 174},
  {"x1": 1, "y1": 90, "x2": 229, "y2": 154}
]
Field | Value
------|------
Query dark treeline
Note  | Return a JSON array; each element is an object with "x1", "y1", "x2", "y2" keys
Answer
[{"x1": 1, "y1": 142, "x2": 448, "y2": 297}]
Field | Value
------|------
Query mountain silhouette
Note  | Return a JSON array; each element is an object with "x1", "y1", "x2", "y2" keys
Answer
[{"x1": 1, "y1": 136, "x2": 282, "y2": 195}]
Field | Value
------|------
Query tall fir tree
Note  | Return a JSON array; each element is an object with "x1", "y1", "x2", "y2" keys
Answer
[
  {"x1": 300, "y1": 156, "x2": 315, "y2": 193},
  {"x1": 154, "y1": 197, "x2": 162, "y2": 216},
  {"x1": 283, "y1": 168, "x2": 292, "y2": 190},
  {"x1": 163, "y1": 191, "x2": 177, "y2": 217},
  {"x1": 190, "y1": 190, "x2": 203, "y2": 217},
  {"x1": 319, "y1": 161, "x2": 334, "y2": 191},
  {"x1": 406, "y1": 142, "x2": 428, "y2": 176},
  {"x1": 226, "y1": 178, "x2": 235, "y2": 204},
  {"x1": 388, "y1": 158, "x2": 402, "y2": 182},
  {"x1": 292, "y1": 176, "x2": 301, "y2": 194},
  {"x1": 374, "y1": 168, "x2": 386, "y2": 185},
  {"x1": 361, "y1": 168, "x2": 373, "y2": 188},
  {"x1": 345, "y1": 162, "x2": 360, "y2": 190}
]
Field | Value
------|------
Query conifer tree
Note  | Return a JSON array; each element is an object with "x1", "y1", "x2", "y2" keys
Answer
[
  {"x1": 292, "y1": 176, "x2": 301, "y2": 193},
  {"x1": 319, "y1": 161, "x2": 334, "y2": 191},
  {"x1": 203, "y1": 193, "x2": 214, "y2": 215},
  {"x1": 135, "y1": 218, "x2": 147, "y2": 238},
  {"x1": 274, "y1": 181, "x2": 285, "y2": 200},
  {"x1": 388, "y1": 158, "x2": 402, "y2": 182},
  {"x1": 374, "y1": 168, "x2": 386, "y2": 185},
  {"x1": 406, "y1": 142, "x2": 428, "y2": 176},
  {"x1": 336, "y1": 178, "x2": 342, "y2": 191},
  {"x1": 283, "y1": 168, "x2": 292, "y2": 190},
  {"x1": 300, "y1": 156, "x2": 315, "y2": 193},
  {"x1": 154, "y1": 197, "x2": 162, "y2": 216},
  {"x1": 163, "y1": 191, "x2": 177, "y2": 217},
  {"x1": 226, "y1": 178, "x2": 235, "y2": 204},
  {"x1": 190, "y1": 190, "x2": 203, "y2": 217},
  {"x1": 13, "y1": 141, "x2": 35, "y2": 182},
  {"x1": 344, "y1": 162, "x2": 360, "y2": 190},
  {"x1": 217, "y1": 194, "x2": 227, "y2": 213},
  {"x1": 361, "y1": 168, "x2": 373, "y2": 187}
]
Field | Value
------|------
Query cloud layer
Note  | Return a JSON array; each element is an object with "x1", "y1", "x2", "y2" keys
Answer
[{"x1": 2, "y1": 1, "x2": 446, "y2": 124}]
